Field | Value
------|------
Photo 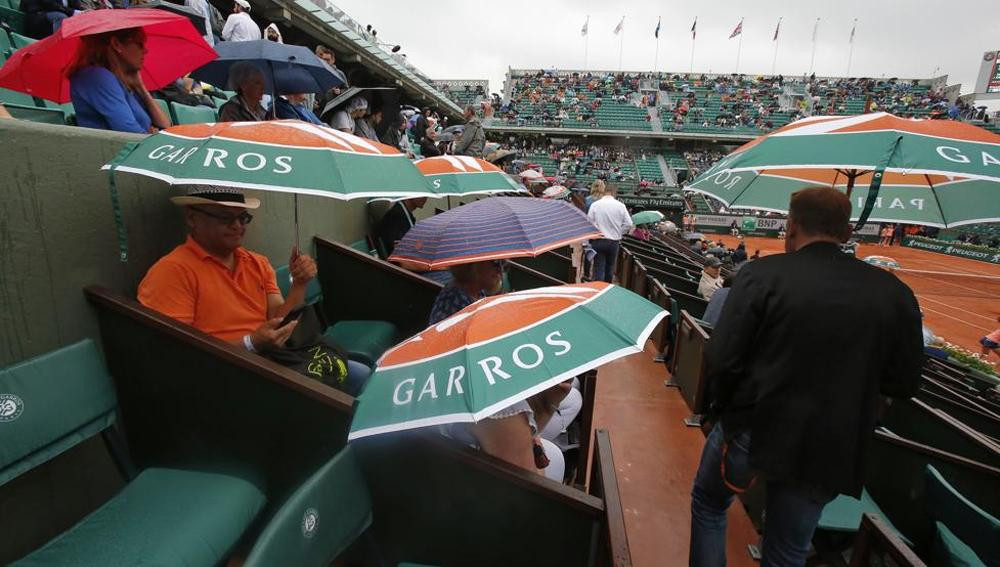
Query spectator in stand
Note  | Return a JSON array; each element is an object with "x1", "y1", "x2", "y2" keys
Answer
[
  {"x1": 263, "y1": 23, "x2": 282, "y2": 43},
  {"x1": 374, "y1": 198, "x2": 426, "y2": 256},
  {"x1": 354, "y1": 105, "x2": 381, "y2": 141},
  {"x1": 329, "y1": 96, "x2": 367, "y2": 134},
  {"x1": 221, "y1": 0, "x2": 260, "y2": 42},
  {"x1": 184, "y1": 0, "x2": 215, "y2": 46},
  {"x1": 271, "y1": 93, "x2": 323, "y2": 124},
  {"x1": 980, "y1": 317, "x2": 1000, "y2": 365},
  {"x1": 218, "y1": 62, "x2": 267, "y2": 122},
  {"x1": 21, "y1": 0, "x2": 80, "y2": 38},
  {"x1": 585, "y1": 179, "x2": 605, "y2": 212},
  {"x1": 137, "y1": 187, "x2": 371, "y2": 395},
  {"x1": 587, "y1": 184, "x2": 633, "y2": 283},
  {"x1": 453, "y1": 105, "x2": 486, "y2": 157},
  {"x1": 698, "y1": 256, "x2": 723, "y2": 300},
  {"x1": 731, "y1": 241, "x2": 747, "y2": 265},
  {"x1": 690, "y1": 187, "x2": 922, "y2": 567},
  {"x1": 312, "y1": 45, "x2": 342, "y2": 115},
  {"x1": 702, "y1": 277, "x2": 732, "y2": 327},
  {"x1": 68, "y1": 28, "x2": 172, "y2": 134}
]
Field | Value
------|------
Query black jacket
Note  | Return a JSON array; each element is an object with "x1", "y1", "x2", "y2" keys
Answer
[{"x1": 705, "y1": 241, "x2": 923, "y2": 497}]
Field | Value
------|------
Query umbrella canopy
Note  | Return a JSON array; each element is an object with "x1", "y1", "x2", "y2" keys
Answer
[
  {"x1": 414, "y1": 156, "x2": 525, "y2": 197},
  {"x1": 102, "y1": 120, "x2": 440, "y2": 200},
  {"x1": 863, "y1": 255, "x2": 900, "y2": 270},
  {"x1": 541, "y1": 185, "x2": 570, "y2": 199},
  {"x1": 190, "y1": 40, "x2": 347, "y2": 95},
  {"x1": 142, "y1": 0, "x2": 207, "y2": 35},
  {"x1": 687, "y1": 113, "x2": 1000, "y2": 228},
  {"x1": 348, "y1": 282, "x2": 668, "y2": 440},
  {"x1": 0, "y1": 9, "x2": 216, "y2": 103},
  {"x1": 632, "y1": 210, "x2": 665, "y2": 226},
  {"x1": 389, "y1": 197, "x2": 603, "y2": 269},
  {"x1": 519, "y1": 169, "x2": 543, "y2": 179}
]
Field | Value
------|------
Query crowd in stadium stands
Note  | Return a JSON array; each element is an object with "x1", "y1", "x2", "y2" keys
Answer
[
  {"x1": 499, "y1": 69, "x2": 998, "y2": 136},
  {"x1": 683, "y1": 149, "x2": 727, "y2": 178}
]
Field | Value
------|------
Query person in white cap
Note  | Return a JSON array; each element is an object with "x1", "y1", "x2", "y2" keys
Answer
[
  {"x1": 329, "y1": 96, "x2": 367, "y2": 133},
  {"x1": 222, "y1": 0, "x2": 260, "y2": 42}
]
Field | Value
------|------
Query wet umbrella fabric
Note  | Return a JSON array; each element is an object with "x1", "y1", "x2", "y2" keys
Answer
[{"x1": 190, "y1": 40, "x2": 346, "y2": 95}]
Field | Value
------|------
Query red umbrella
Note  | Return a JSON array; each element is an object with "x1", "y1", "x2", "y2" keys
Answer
[{"x1": 0, "y1": 9, "x2": 216, "y2": 103}]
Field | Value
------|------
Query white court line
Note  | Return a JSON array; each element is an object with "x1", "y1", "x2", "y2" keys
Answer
[
  {"x1": 900, "y1": 271, "x2": 1000, "y2": 299},
  {"x1": 917, "y1": 294, "x2": 999, "y2": 323},
  {"x1": 906, "y1": 257, "x2": 1000, "y2": 277},
  {"x1": 917, "y1": 302, "x2": 992, "y2": 333}
]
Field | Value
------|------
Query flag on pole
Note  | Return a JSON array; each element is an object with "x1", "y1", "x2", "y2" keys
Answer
[
  {"x1": 849, "y1": 18, "x2": 857, "y2": 43},
  {"x1": 691, "y1": 17, "x2": 697, "y2": 40},
  {"x1": 655, "y1": 16, "x2": 661, "y2": 38},
  {"x1": 729, "y1": 18, "x2": 743, "y2": 39},
  {"x1": 581, "y1": 16, "x2": 588, "y2": 36},
  {"x1": 614, "y1": 16, "x2": 624, "y2": 35},
  {"x1": 812, "y1": 18, "x2": 820, "y2": 42},
  {"x1": 773, "y1": 17, "x2": 781, "y2": 41}
]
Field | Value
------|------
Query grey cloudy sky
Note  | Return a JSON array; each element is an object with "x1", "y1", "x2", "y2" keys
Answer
[{"x1": 334, "y1": 0, "x2": 998, "y2": 99}]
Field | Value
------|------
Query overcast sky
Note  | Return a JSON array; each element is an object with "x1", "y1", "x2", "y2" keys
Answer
[{"x1": 332, "y1": 0, "x2": 998, "y2": 99}]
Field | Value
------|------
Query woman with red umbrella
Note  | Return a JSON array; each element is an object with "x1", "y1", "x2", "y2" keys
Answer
[{"x1": 68, "y1": 28, "x2": 172, "y2": 133}]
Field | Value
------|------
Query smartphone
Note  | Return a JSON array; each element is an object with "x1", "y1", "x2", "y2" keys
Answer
[{"x1": 279, "y1": 304, "x2": 309, "y2": 328}]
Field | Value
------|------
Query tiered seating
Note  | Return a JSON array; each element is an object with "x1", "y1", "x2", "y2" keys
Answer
[
  {"x1": 0, "y1": 0, "x2": 27, "y2": 36},
  {"x1": 635, "y1": 154, "x2": 662, "y2": 182}
]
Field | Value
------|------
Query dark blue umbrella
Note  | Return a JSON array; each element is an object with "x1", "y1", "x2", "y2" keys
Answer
[
  {"x1": 388, "y1": 197, "x2": 602, "y2": 269},
  {"x1": 191, "y1": 40, "x2": 347, "y2": 95}
]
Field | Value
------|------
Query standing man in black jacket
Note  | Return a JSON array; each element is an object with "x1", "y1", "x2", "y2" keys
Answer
[{"x1": 689, "y1": 187, "x2": 923, "y2": 567}]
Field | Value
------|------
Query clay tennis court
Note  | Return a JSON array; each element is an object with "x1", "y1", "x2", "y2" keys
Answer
[{"x1": 712, "y1": 236, "x2": 1000, "y2": 359}]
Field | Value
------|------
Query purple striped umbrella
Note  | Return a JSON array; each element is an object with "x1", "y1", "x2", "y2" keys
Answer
[{"x1": 388, "y1": 197, "x2": 602, "y2": 269}]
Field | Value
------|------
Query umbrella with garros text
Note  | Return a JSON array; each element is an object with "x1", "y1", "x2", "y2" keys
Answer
[
  {"x1": 687, "y1": 113, "x2": 1000, "y2": 228},
  {"x1": 413, "y1": 155, "x2": 525, "y2": 197},
  {"x1": 102, "y1": 120, "x2": 438, "y2": 200},
  {"x1": 101, "y1": 120, "x2": 441, "y2": 260},
  {"x1": 348, "y1": 282, "x2": 668, "y2": 440}
]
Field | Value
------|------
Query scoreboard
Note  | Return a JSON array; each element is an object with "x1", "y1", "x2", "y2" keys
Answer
[{"x1": 976, "y1": 51, "x2": 1000, "y2": 95}]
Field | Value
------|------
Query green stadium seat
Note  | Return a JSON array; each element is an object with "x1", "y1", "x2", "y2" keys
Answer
[
  {"x1": 152, "y1": 98, "x2": 170, "y2": 124},
  {"x1": 275, "y1": 261, "x2": 399, "y2": 367},
  {"x1": 0, "y1": 6, "x2": 26, "y2": 36},
  {"x1": 925, "y1": 465, "x2": 1000, "y2": 563},
  {"x1": 0, "y1": 27, "x2": 12, "y2": 58},
  {"x1": 9, "y1": 31, "x2": 33, "y2": 49},
  {"x1": 817, "y1": 489, "x2": 911, "y2": 544},
  {"x1": 169, "y1": 101, "x2": 217, "y2": 124},
  {"x1": 243, "y1": 447, "x2": 372, "y2": 567},
  {"x1": 2, "y1": 340, "x2": 267, "y2": 565}
]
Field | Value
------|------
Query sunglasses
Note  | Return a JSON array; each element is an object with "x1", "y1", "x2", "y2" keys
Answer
[{"x1": 192, "y1": 207, "x2": 253, "y2": 226}]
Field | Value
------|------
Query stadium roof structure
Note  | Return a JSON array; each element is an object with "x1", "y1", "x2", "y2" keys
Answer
[{"x1": 260, "y1": 0, "x2": 462, "y2": 118}]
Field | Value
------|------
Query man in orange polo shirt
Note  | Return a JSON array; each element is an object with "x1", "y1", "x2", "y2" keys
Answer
[{"x1": 139, "y1": 186, "x2": 315, "y2": 354}]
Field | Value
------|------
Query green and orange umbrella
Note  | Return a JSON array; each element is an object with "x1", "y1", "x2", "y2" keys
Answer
[
  {"x1": 348, "y1": 282, "x2": 667, "y2": 440},
  {"x1": 414, "y1": 155, "x2": 525, "y2": 197},
  {"x1": 688, "y1": 112, "x2": 1000, "y2": 228}
]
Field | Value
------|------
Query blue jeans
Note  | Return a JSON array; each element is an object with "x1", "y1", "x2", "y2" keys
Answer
[
  {"x1": 689, "y1": 423, "x2": 830, "y2": 567},
  {"x1": 46, "y1": 11, "x2": 68, "y2": 32},
  {"x1": 344, "y1": 359, "x2": 372, "y2": 397},
  {"x1": 590, "y1": 238, "x2": 619, "y2": 283}
]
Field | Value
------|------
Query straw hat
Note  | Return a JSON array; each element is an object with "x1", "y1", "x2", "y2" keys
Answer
[{"x1": 170, "y1": 186, "x2": 260, "y2": 209}]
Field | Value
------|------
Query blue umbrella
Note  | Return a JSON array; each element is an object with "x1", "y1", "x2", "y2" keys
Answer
[
  {"x1": 388, "y1": 197, "x2": 603, "y2": 270},
  {"x1": 191, "y1": 40, "x2": 347, "y2": 95}
]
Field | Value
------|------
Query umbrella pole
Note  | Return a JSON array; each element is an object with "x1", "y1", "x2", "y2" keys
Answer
[
  {"x1": 845, "y1": 170, "x2": 857, "y2": 199},
  {"x1": 294, "y1": 194, "x2": 300, "y2": 250}
]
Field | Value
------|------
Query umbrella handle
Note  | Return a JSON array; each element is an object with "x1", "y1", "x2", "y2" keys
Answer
[
  {"x1": 854, "y1": 135, "x2": 902, "y2": 231},
  {"x1": 107, "y1": 142, "x2": 141, "y2": 263}
]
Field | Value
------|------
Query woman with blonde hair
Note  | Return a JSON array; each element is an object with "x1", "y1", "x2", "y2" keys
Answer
[
  {"x1": 68, "y1": 28, "x2": 171, "y2": 134},
  {"x1": 585, "y1": 179, "x2": 605, "y2": 213}
]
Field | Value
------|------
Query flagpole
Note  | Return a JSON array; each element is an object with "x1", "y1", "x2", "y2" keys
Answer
[
  {"x1": 690, "y1": 36, "x2": 695, "y2": 73},
  {"x1": 619, "y1": 18, "x2": 625, "y2": 71},
  {"x1": 735, "y1": 19, "x2": 743, "y2": 74},
  {"x1": 584, "y1": 15, "x2": 590, "y2": 69},
  {"x1": 846, "y1": 18, "x2": 857, "y2": 76},
  {"x1": 771, "y1": 18, "x2": 781, "y2": 75},
  {"x1": 809, "y1": 18, "x2": 820, "y2": 75}
]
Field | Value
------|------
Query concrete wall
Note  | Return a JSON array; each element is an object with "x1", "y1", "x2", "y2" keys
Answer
[{"x1": 0, "y1": 120, "x2": 369, "y2": 366}]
